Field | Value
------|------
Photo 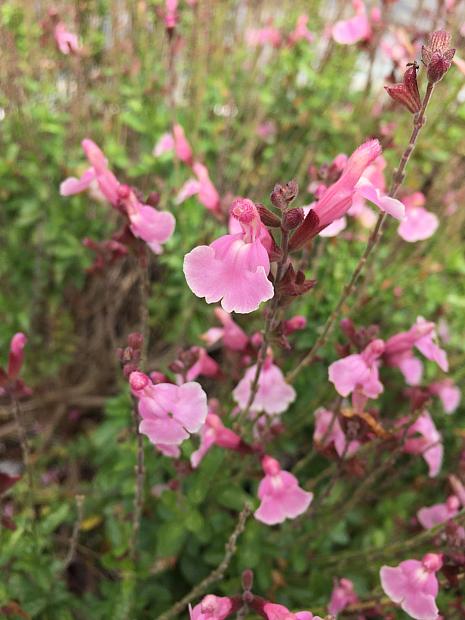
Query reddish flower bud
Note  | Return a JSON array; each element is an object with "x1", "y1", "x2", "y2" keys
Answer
[
  {"x1": 288, "y1": 209, "x2": 320, "y2": 251},
  {"x1": 422, "y1": 30, "x2": 455, "y2": 84},
  {"x1": 256, "y1": 204, "x2": 281, "y2": 227},
  {"x1": 145, "y1": 191, "x2": 161, "y2": 207},
  {"x1": 241, "y1": 569, "x2": 254, "y2": 592},
  {"x1": 282, "y1": 207, "x2": 304, "y2": 231},
  {"x1": 270, "y1": 180, "x2": 298, "y2": 210},
  {"x1": 385, "y1": 64, "x2": 421, "y2": 114},
  {"x1": 128, "y1": 332, "x2": 144, "y2": 350}
]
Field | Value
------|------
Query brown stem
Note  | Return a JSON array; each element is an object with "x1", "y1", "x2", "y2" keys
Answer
[
  {"x1": 286, "y1": 82, "x2": 436, "y2": 384},
  {"x1": 155, "y1": 504, "x2": 252, "y2": 620},
  {"x1": 63, "y1": 494, "x2": 85, "y2": 571}
]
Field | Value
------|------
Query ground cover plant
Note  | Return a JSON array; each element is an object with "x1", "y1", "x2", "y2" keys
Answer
[{"x1": 1, "y1": 0, "x2": 465, "y2": 618}]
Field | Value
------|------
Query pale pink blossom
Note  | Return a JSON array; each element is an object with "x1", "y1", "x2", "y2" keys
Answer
[
  {"x1": 201, "y1": 308, "x2": 248, "y2": 351},
  {"x1": 255, "y1": 456, "x2": 313, "y2": 525},
  {"x1": 262, "y1": 603, "x2": 321, "y2": 620},
  {"x1": 380, "y1": 553, "x2": 443, "y2": 620},
  {"x1": 328, "y1": 578, "x2": 359, "y2": 615},
  {"x1": 289, "y1": 15, "x2": 314, "y2": 45},
  {"x1": 398, "y1": 192, "x2": 439, "y2": 242},
  {"x1": 183, "y1": 198, "x2": 274, "y2": 313},
  {"x1": 153, "y1": 124, "x2": 193, "y2": 164},
  {"x1": 165, "y1": 0, "x2": 178, "y2": 29},
  {"x1": 7, "y1": 333, "x2": 27, "y2": 380},
  {"x1": 54, "y1": 22, "x2": 81, "y2": 55},
  {"x1": 189, "y1": 595, "x2": 235, "y2": 620},
  {"x1": 313, "y1": 408, "x2": 360, "y2": 458},
  {"x1": 177, "y1": 162, "x2": 221, "y2": 214},
  {"x1": 190, "y1": 413, "x2": 243, "y2": 468},
  {"x1": 328, "y1": 339, "x2": 385, "y2": 407},
  {"x1": 403, "y1": 412, "x2": 443, "y2": 478},
  {"x1": 153, "y1": 133, "x2": 175, "y2": 157},
  {"x1": 429, "y1": 379, "x2": 461, "y2": 414},
  {"x1": 332, "y1": 0, "x2": 371, "y2": 45},
  {"x1": 310, "y1": 140, "x2": 404, "y2": 234},
  {"x1": 130, "y1": 372, "x2": 208, "y2": 446},
  {"x1": 233, "y1": 357, "x2": 296, "y2": 415},
  {"x1": 184, "y1": 347, "x2": 220, "y2": 382},
  {"x1": 417, "y1": 496, "x2": 460, "y2": 529},
  {"x1": 246, "y1": 26, "x2": 282, "y2": 48}
]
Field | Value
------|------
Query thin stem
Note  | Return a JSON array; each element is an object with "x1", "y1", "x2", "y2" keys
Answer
[
  {"x1": 155, "y1": 504, "x2": 252, "y2": 620},
  {"x1": 11, "y1": 394, "x2": 36, "y2": 521},
  {"x1": 63, "y1": 494, "x2": 85, "y2": 571},
  {"x1": 286, "y1": 82, "x2": 436, "y2": 384}
]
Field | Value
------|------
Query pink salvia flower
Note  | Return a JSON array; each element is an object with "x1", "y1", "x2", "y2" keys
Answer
[
  {"x1": 201, "y1": 308, "x2": 248, "y2": 351},
  {"x1": 54, "y1": 22, "x2": 81, "y2": 55},
  {"x1": 7, "y1": 333, "x2": 27, "y2": 380},
  {"x1": 328, "y1": 578, "x2": 359, "y2": 615},
  {"x1": 183, "y1": 198, "x2": 274, "y2": 313},
  {"x1": 332, "y1": 0, "x2": 371, "y2": 45},
  {"x1": 311, "y1": 140, "x2": 404, "y2": 234},
  {"x1": 262, "y1": 603, "x2": 321, "y2": 620},
  {"x1": 380, "y1": 553, "x2": 443, "y2": 620},
  {"x1": 289, "y1": 15, "x2": 314, "y2": 45},
  {"x1": 328, "y1": 339, "x2": 385, "y2": 406},
  {"x1": 172, "y1": 124, "x2": 193, "y2": 164},
  {"x1": 189, "y1": 595, "x2": 235, "y2": 620},
  {"x1": 429, "y1": 379, "x2": 461, "y2": 414},
  {"x1": 233, "y1": 356, "x2": 296, "y2": 415},
  {"x1": 417, "y1": 496, "x2": 460, "y2": 529},
  {"x1": 403, "y1": 411, "x2": 443, "y2": 478},
  {"x1": 255, "y1": 456, "x2": 313, "y2": 525},
  {"x1": 153, "y1": 132, "x2": 175, "y2": 157},
  {"x1": 177, "y1": 162, "x2": 221, "y2": 214},
  {"x1": 130, "y1": 372, "x2": 207, "y2": 446},
  {"x1": 398, "y1": 192, "x2": 439, "y2": 242},
  {"x1": 313, "y1": 408, "x2": 360, "y2": 458},
  {"x1": 246, "y1": 26, "x2": 282, "y2": 48},
  {"x1": 165, "y1": 0, "x2": 178, "y2": 30},
  {"x1": 185, "y1": 347, "x2": 220, "y2": 382},
  {"x1": 190, "y1": 413, "x2": 243, "y2": 468}
]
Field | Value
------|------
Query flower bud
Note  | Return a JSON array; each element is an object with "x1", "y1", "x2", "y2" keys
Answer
[
  {"x1": 241, "y1": 569, "x2": 254, "y2": 592},
  {"x1": 256, "y1": 204, "x2": 281, "y2": 227},
  {"x1": 282, "y1": 207, "x2": 304, "y2": 231},
  {"x1": 128, "y1": 332, "x2": 144, "y2": 350},
  {"x1": 422, "y1": 30, "x2": 455, "y2": 84},
  {"x1": 270, "y1": 180, "x2": 298, "y2": 210}
]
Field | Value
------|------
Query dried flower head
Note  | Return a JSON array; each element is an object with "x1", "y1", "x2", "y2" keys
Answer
[
  {"x1": 385, "y1": 64, "x2": 421, "y2": 114},
  {"x1": 422, "y1": 30, "x2": 455, "y2": 83}
]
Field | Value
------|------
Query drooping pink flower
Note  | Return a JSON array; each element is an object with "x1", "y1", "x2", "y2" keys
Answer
[
  {"x1": 380, "y1": 553, "x2": 443, "y2": 620},
  {"x1": 54, "y1": 22, "x2": 81, "y2": 55},
  {"x1": 201, "y1": 308, "x2": 248, "y2": 351},
  {"x1": 417, "y1": 495, "x2": 460, "y2": 529},
  {"x1": 233, "y1": 356, "x2": 296, "y2": 415},
  {"x1": 184, "y1": 347, "x2": 220, "y2": 382},
  {"x1": 384, "y1": 317, "x2": 448, "y2": 384},
  {"x1": 398, "y1": 192, "x2": 439, "y2": 242},
  {"x1": 190, "y1": 413, "x2": 243, "y2": 468},
  {"x1": 429, "y1": 379, "x2": 461, "y2": 414},
  {"x1": 313, "y1": 408, "x2": 360, "y2": 458},
  {"x1": 189, "y1": 595, "x2": 236, "y2": 620},
  {"x1": 177, "y1": 162, "x2": 221, "y2": 214},
  {"x1": 165, "y1": 0, "x2": 178, "y2": 29},
  {"x1": 130, "y1": 372, "x2": 207, "y2": 446},
  {"x1": 255, "y1": 456, "x2": 313, "y2": 525},
  {"x1": 289, "y1": 15, "x2": 314, "y2": 45},
  {"x1": 328, "y1": 339, "x2": 385, "y2": 408},
  {"x1": 183, "y1": 198, "x2": 274, "y2": 313},
  {"x1": 309, "y1": 140, "x2": 404, "y2": 234},
  {"x1": 7, "y1": 333, "x2": 27, "y2": 381},
  {"x1": 403, "y1": 411, "x2": 443, "y2": 478},
  {"x1": 261, "y1": 602, "x2": 322, "y2": 620},
  {"x1": 332, "y1": 0, "x2": 371, "y2": 45},
  {"x1": 328, "y1": 578, "x2": 359, "y2": 615}
]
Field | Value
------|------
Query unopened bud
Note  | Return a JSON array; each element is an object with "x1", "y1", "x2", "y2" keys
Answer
[
  {"x1": 256, "y1": 204, "x2": 281, "y2": 227},
  {"x1": 270, "y1": 180, "x2": 299, "y2": 210},
  {"x1": 145, "y1": 191, "x2": 161, "y2": 207},
  {"x1": 422, "y1": 30, "x2": 455, "y2": 84},
  {"x1": 241, "y1": 569, "x2": 254, "y2": 592},
  {"x1": 128, "y1": 332, "x2": 144, "y2": 350},
  {"x1": 282, "y1": 207, "x2": 304, "y2": 231}
]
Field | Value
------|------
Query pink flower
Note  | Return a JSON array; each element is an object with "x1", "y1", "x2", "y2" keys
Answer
[
  {"x1": 165, "y1": 0, "x2": 178, "y2": 29},
  {"x1": 328, "y1": 578, "x2": 358, "y2": 615},
  {"x1": 255, "y1": 456, "x2": 313, "y2": 525},
  {"x1": 429, "y1": 379, "x2": 461, "y2": 414},
  {"x1": 189, "y1": 595, "x2": 235, "y2": 620},
  {"x1": 403, "y1": 412, "x2": 443, "y2": 478},
  {"x1": 183, "y1": 198, "x2": 274, "y2": 313},
  {"x1": 283, "y1": 315, "x2": 307, "y2": 335},
  {"x1": 190, "y1": 413, "x2": 243, "y2": 468},
  {"x1": 417, "y1": 496, "x2": 460, "y2": 529},
  {"x1": 7, "y1": 333, "x2": 27, "y2": 380},
  {"x1": 262, "y1": 603, "x2": 321, "y2": 620},
  {"x1": 332, "y1": 0, "x2": 371, "y2": 45},
  {"x1": 54, "y1": 22, "x2": 81, "y2": 55},
  {"x1": 313, "y1": 408, "x2": 360, "y2": 458},
  {"x1": 289, "y1": 15, "x2": 313, "y2": 45},
  {"x1": 246, "y1": 26, "x2": 282, "y2": 48},
  {"x1": 310, "y1": 140, "x2": 404, "y2": 234},
  {"x1": 398, "y1": 192, "x2": 439, "y2": 242},
  {"x1": 201, "y1": 308, "x2": 248, "y2": 351},
  {"x1": 177, "y1": 162, "x2": 221, "y2": 214},
  {"x1": 380, "y1": 553, "x2": 443, "y2": 620},
  {"x1": 184, "y1": 347, "x2": 220, "y2": 382},
  {"x1": 328, "y1": 339, "x2": 385, "y2": 406},
  {"x1": 233, "y1": 357, "x2": 296, "y2": 415},
  {"x1": 384, "y1": 318, "x2": 448, "y2": 384},
  {"x1": 153, "y1": 125, "x2": 193, "y2": 164},
  {"x1": 130, "y1": 372, "x2": 208, "y2": 446}
]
